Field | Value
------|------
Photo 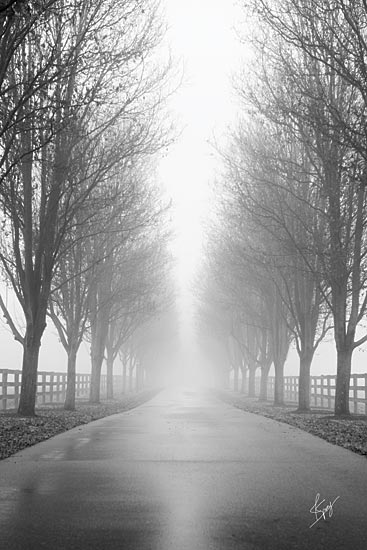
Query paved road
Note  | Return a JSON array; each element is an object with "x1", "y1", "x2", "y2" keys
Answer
[{"x1": 1, "y1": 388, "x2": 367, "y2": 549}]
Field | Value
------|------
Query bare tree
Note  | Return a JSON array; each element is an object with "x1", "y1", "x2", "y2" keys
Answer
[
  {"x1": 104, "y1": 223, "x2": 170, "y2": 399},
  {"x1": 242, "y1": 0, "x2": 367, "y2": 415},
  {"x1": 222, "y1": 116, "x2": 332, "y2": 410},
  {"x1": 0, "y1": 0, "x2": 170, "y2": 415},
  {"x1": 86, "y1": 170, "x2": 169, "y2": 404}
]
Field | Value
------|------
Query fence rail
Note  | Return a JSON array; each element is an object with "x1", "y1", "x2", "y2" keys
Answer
[
  {"x1": 249, "y1": 374, "x2": 367, "y2": 414},
  {"x1": 0, "y1": 369, "x2": 123, "y2": 410}
]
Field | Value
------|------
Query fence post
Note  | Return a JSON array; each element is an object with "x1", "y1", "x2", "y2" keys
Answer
[
  {"x1": 293, "y1": 376, "x2": 297, "y2": 403},
  {"x1": 2, "y1": 370, "x2": 8, "y2": 411},
  {"x1": 62, "y1": 373, "x2": 67, "y2": 401},
  {"x1": 327, "y1": 376, "x2": 332, "y2": 410},
  {"x1": 14, "y1": 371, "x2": 20, "y2": 409},
  {"x1": 55, "y1": 373, "x2": 58, "y2": 402},
  {"x1": 352, "y1": 375, "x2": 357, "y2": 414},
  {"x1": 41, "y1": 373, "x2": 46, "y2": 404}
]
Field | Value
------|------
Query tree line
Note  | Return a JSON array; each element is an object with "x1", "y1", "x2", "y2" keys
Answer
[
  {"x1": 0, "y1": 0, "x2": 172, "y2": 416},
  {"x1": 199, "y1": 0, "x2": 367, "y2": 416}
]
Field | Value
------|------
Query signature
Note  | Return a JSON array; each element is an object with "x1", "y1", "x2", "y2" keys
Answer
[{"x1": 309, "y1": 493, "x2": 340, "y2": 528}]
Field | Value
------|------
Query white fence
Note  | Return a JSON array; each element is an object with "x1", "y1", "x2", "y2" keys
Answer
[
  {"x1": 254, "y1": 374, "x2": 367, "y2": 414},
  {"x1": 0, "y1": 369, "x2": 124, "y2": 410}
]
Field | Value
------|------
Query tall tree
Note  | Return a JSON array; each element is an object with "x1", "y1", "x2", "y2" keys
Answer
[
  {"x1": 243, "y1": 0, "x2": 367, "y2": 415},
  {"x1": 222, "y1": 118, "x2": 331, "y2": 410},
  {"x1": 0, "y1": 0, "x2": 170, "y2": 415}
]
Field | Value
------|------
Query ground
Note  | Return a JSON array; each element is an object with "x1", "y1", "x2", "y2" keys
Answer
[
  {"x1": 2, "y1": 387, "x2": 367, "y2": 462},
  {"x1": 1, "y1": 387, "x2": 367, "y2": 549},
  {"x1": 214, "y1": 389, "x2": 367, "y2": 457},
  {"x1": 0, "y1": 389, "x2": 159, "y2": 460}
]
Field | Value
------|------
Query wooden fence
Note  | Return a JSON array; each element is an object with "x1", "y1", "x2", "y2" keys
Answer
[
  {"x1": 0, "y1": 369, "x2": 124, "y2": 410},
  {"x1": 251, "y1": 374, "x2": 367, "y2": 414}
]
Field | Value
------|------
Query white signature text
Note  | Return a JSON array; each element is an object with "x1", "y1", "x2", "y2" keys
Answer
[{"x1": 309, "y1": 493, "x2": 340, "y2": 528}]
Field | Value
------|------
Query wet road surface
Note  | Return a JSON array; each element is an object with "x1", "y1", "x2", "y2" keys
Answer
[{"x1": 1, "y1": 387, "x2": 367, "y2": 549}]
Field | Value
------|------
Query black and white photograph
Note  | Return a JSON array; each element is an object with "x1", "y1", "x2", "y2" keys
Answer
[{"x1": 0, "y1": 1, "x2": 367, "y2": 548}]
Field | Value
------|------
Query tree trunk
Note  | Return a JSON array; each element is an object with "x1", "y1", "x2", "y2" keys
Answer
[
  {"x1": 90, "y1": 357, "x2": 102, "y2": 403},
  {"x1": 122, "y1": 360, "x2": 127, "y2": 393},
  {"x1": 240, "y1": 367, "x2": 247, "y2": 393},
  {"x1": 64, "y1": 344, "x2": 78, "y2": 410},
  {"x1": 248, "y1": 364, "x2": 256, "y2": 397},
  {"x1": 106, "y1": 355, "x2": 114, "y2": 400},
  {"x1": 233, "y1": 366, "x2": 239, "y2": 392},
  {"x1": 89, "y1": 331, "x2": 105, "y2": 404},
  {"x1": 135, "y1": 363, "x2": 140, "y2": 392},
  {"x1": 89, "y1": 316, "x2": 108, "y2": 404},
  {"x1": 259, "y1": 363, "x2": 271, "y2": 401},
  {"x1": 335, "y1": 347, "x2": 353, "y2": 416},
  {"x1": 273, "y1": 360, "x2": 285, "y2": 406},
  {"x1": 129, "y1": 366, "x2": 134, "y2": 392},
  {"x1": 18, "y1": 332, "x2": 42, "y2": 416},
  {"x1": 297, "y1": 351, "x2": 313, "y2": 412}
]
